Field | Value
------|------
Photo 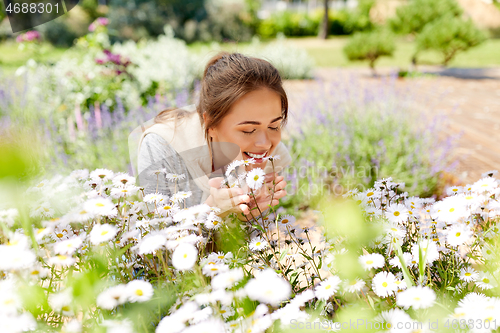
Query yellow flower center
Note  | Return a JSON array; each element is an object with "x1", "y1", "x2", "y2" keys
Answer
[
  {"x1": 325, "y1": 285, "x2": 331, "y2": 290},
  {"x1": 366, "y1": 260, "x2": 373, "y2": 265},
  {"x1": 449, "y1": 208, "x2": 455, "y2": 213},
  {"x1": 101, "y1": 231, "x2": 109, "y2": 236},
  {"x1": 253, "y1": 175, "x2": 259, "y2": 181},
  {"x1": 465, "y1": 273, "x2": 471, "y2": 276},
  {"x1": 96, "y1": 203, "x2": 105, "y2": 207},
  {"x1": 135, "y1": 289, "x2": 143, "y2": 296},
  {"x1": 393, "y1": 211, "x2": 400, "y2": 216},
  {"x1": 382, "y1": 282, "x2": 388, "y2": 287}
]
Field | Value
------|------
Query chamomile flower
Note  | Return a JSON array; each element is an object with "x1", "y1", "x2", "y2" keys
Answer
[
  {"x1": 0, "y1": 208, "x2": 18, "y2": 227},
  {"x1": 411, "y1": 239, "x2": 439, "y2": 265},
  {"x1": 97, "y1": 285, "x2": 128, "y2": 309},
  {"x1": 245, "y1": 269, "x2": 291, "y2": 306},
  {"x1": 359, "y1": 253, "x2": 385, "y2": 270},
  {"x1": 83, "y1": 197, "x2": 118, "y2": 218},
  {"x1": 314, "y1": 276, "x2": 341, "y2": 300},
  {"x1": 372, "y1": 271, "x2": 397, "y2": 298},
  {"x1": 476, "y1": 272, "x2": 495, "y2": 290},
  {"x1": 343, "y1": 278, "x2": 366, "y2": 293},
  {"x1": 137, "y1": 232, "x2": 166, "y2": 254},
  {"x1": 126, "y1": 280, "x2": 153, "y2": 303},
  {"x1": 389, "y1": 252, "x2": 412, "y2": 269},
  {"x1": 49, "y1": 254, "x2": 76, "y2": 267},
  {"x1": 276, "y1": 215, "x2": 297, "y2": 229},
  {"x1": 446, "y1": 224, "x2": 472, "y2": 247},
  {"x1": 172, "y1": 243, "x2": 198, "y2": 271},
  {"x1": 112, "y1": 173, "x2": 136, "y2": 186},
  {"x1": 202, "y1": 263, "x2": 229, "y2": 277},
  {"x1": 211, "y1": 268, "x2": 244, "y2": 290},
  {"x1": 246, "y1": 168, "x2": 266, "y2": 190},
  {"x1": 446, "y1": 186, "x2": 463, "y2": 196},
  {"x1": 48, "y1": 289, "x2": 73, "y2": 315},
  {"x1": 385, "y1": 204, "x2": 409, "y2": 224},
  {"x1": 110, "y1": 185, "x2": 140, "y2": 199},
  {"x1": 472, "y1": 177, "x2": 498, "y2": 194},
  {"x1": 53, "y1": 236, "x2": 83, "y2": 255},
  {"x1": 225, "y1": 160, "x2": 244, "y2": 177},
  {"x1": 249, "y1": 236, "x2": 268, "y2": 252},
  {"x1": 143, "y1": 193, "x2": 168, "y2": 204},
  {"x1": 459, "y1": 267, "x2": 479, "y2": 282},
  {"x1": 165, "y1": 173, "x2": 186, "y2": 182},
  {"x1": 433, "y1": 195, "x2": 469, "y2": 223},
  {"x1": 204, "y1": 212, "x2": 223, "y2": 230},
  {"x1": 90, "y1": 168, "x2": 114, "y2": 182},
  {"x1": 396, "y1": 286, "x2": 436, "y2": 310},
  {"x1": 171, "y1": 191, "x2": 192, "y2": 204},
  {"x1": 89, "y1": 224, "x2": 118, "y2": 245}
]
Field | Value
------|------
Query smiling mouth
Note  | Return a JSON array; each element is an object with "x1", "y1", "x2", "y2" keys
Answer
[{"x1": 244, "y1": 151, "x2": 268, "y2": 159}]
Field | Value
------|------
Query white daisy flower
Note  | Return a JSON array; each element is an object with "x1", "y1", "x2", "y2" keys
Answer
[
  {"x1": 446, "y1": 185, "x2": 463, "y2": 196},
  {"x1": 246, "y1": 168, "x2": 266, "y2": 190},
  {"x1": 396, "y1": 286, "x2": 436, "y2": 310},
  {"x1": 171, "y1": 243, "x2": 198, "y2": 271},
  {"x1": 359, "y1": 253, "x2": 385, "y2": 270},
  {"x1": 389, "y1": 252, "x2": 412, "y2": 269},
  {"x1": 101, "y1": 319, "x2": 134, "y2": 333},
  {"x1": 446, "y1": 224, "x2": 472, "y2": 247},
  {"x1": 314, "y1": 276, "x2": 341, "y2": 300},
  {"x1": 126, "y1": 280, "x2": 153, "y2": 303},
  {"x1": 472, "y1": 177, "x2": 498, "y2": 194},
  {"x1": 225, "y1": 160, "x2": 244, "y2": 177},
  {"x1": 481, "y1": 170, "x2": 498, "y2": 178},
  {"x1": 244, "y1": 269, "x2": 291, "y2": 306},
  {"x1": 53, "y1": 236, "x2": 83, "y2": 255},
  {"x1": 69, "y1": 169, "x2": 89, "y2": 181},
  {"x1": 372, "y1": 271, "x2": 397, "y2": 298},
  {"x1": 110, "y1": 185, "x2": 140, "y2": 199},
  {"x1": 276, "y1": 214, "x2": 297, "y2": 229},
  {"x1": 48, "y1": 289, "x2": 73, "y2": 315},
  {"x1": 432, "y1": 195, "x2": 469, "y2": 223},
  {"x1": 204, "y1": 212, "x2": 223, "y2": 230},
  {"x1": 202, "y1": 263, "x2": 229, "y2": 277},
  {"x1": 48, "y1": 254, "x2": 76, "y2": 267},
  {"x1": 89, "y1": 224, "x2": 118, "y2": 245},
  {"x1": 0, "y1": 247, "x2": 36, "y2": 271},
  {"x1": 0, "y1": 208, "x2": 18, "y2": 227},
  {"x1": 377, "y1": 309, "x2": 415, "y2": 332},
  {"x1": 481, "y1": 244, "x2": 495, "y2": 260},
  {"x1": 393, "y1": 279, "x2": 407, "y2": 291},
  {"x1": 83, "y1": 197, "x2": 118, "y2": 218},
  {"x1": 158, "y1": 203, "x2": 179, "y2": 217},
  {"x1": 385, "y1": 204, "x2": 409, "y2": 224},
  {"x1": 96, "y1": 284, "x2": 128, "y2": 309},
  {"x1": 476, "y1": 272, "x2": 495, "y2": 290},
  {"x1": 211, "y1": 268, "x2": 244, "y2": 290},
  {"x1": 411, "y1": 239, "x2": 439, "y2": 265},
  {"x1": 171, "y1": 191, "x2": 193, "y2": 204},
  {"x1": 112, "y1": 173, "x2": 136, "y2": 186},
  {"x1": 249, "y1": 236, "x2": 268, "y2": 252},
  {"x1": 343, "y1": 278, "x2": 366, "y2": 293},
  {"x1": 143, "y1": 193, "x2": 168, "y2": 204},
  {"x1": 137, "y1": 233, "x2": 166, "y2": 254},
  {"x1": 459, "y1": 267, "x2": 479, "y2": 282},
  {"x1": 90, "y1": 168, "x2": 114, "y2": 182},
  {"x1": 165, "y1": 173, "x2": 186, "y2": 182}
]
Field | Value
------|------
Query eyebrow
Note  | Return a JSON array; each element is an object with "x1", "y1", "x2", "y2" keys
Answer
[{"x1": 237, "y1": 116, "x2": 283, "y2": 126}]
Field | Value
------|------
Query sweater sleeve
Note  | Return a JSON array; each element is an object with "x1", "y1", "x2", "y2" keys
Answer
[{"x1": 137, "y1": 133, "x2": 203, "y2": 206}]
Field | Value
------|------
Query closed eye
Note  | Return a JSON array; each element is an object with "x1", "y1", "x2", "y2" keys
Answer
[{"x1": 243, "y1": 127, "x2": 280, "y2": 135}]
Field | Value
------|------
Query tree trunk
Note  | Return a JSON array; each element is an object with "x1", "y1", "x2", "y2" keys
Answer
[{"x1": 318, "y1": 0, "x2": 329, "y2": 39}]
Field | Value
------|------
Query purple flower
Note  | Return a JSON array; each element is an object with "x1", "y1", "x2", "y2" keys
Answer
[
  {"x1": 88, "y1": 23, "x2": 96, "y2": 32},
  {"x1": 95, "y1": 58, "x2": 105, "y2": 65}
]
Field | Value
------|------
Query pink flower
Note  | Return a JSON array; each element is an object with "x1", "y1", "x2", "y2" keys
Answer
[
  {"x1": 97, "y1": 17, "x2": 109, "y2": 26},
  {"x1": 16, "y1": 30, "x2": 41, "y2": 43},
  {"x1": 88, "y1": 23, "x2": 96, "y2": 32}
]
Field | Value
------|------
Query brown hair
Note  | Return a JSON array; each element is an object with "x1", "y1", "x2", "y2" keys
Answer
[{"x1": 198, "y1": 51, "x2": 289, "y2": 164}]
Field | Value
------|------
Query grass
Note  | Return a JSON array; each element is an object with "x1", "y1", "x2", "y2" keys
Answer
[
  {"x1": 0, "y1": 40, "x2": 68, "y2": 75},
  {"x1": 283, "y1": 36, "x2": 500, "y2": 68},
  {"x1": 1, "y1": 36, "x2": 500, "y2": 75}
]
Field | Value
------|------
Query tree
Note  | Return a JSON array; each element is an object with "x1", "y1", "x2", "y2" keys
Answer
[
  {"x1": 343, "y1": 29, "x2": 395, "y2": 75},
  {"x1": 416, "y1": 15, "x2": 487, "y2": 66},
  {"x1": 390, "y1": 0, "x2": 463, "y2": 36},
  {"x1": 318, "y1": 0, "x2": 329, "y2": 39}
]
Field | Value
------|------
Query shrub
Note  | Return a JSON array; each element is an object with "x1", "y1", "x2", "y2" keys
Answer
[
  {"x1": 257, "y1": 10, "x2": 320, "y2": 38},
  {"x1": 343, "y1": 29, "x2": 395, "y2": 72},
  {"x1": 416, "y1": 15, "x2": 488, "y2": 66},
  {"x1": 281, "y1": 75, "x2": 458, "y2": 212},
  {"x1": 389, "y1": 0, "x2": 463, "y2": 35}
]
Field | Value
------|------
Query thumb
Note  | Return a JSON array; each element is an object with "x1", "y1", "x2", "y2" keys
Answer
[{"x1": 208, "y1": 177, "x2": 225, "y2": 188}]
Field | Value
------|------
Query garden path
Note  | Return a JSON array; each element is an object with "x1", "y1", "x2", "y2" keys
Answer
[{"x1": 283, "y1": 67, "x2": 500, "y2": 185}]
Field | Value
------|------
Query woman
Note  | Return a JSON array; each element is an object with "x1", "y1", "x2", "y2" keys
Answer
[{"x1": 137, "y1": 52, "x2": 292, "y2": 221}]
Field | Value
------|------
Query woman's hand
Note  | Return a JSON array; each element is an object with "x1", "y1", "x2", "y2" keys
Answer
[
  {"x1": 205, "y1": 177, "x2": 252, "y2": 218},
  {"x1": 241, "y1": 172, "x2": 287, "y2": 220}
]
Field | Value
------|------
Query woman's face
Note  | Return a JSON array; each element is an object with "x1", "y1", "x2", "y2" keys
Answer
[{"x1": 206, "y1": 88, "x2": 283, "y2": 170}]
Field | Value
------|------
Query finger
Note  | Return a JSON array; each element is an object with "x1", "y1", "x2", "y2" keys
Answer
[
  {"x1": 208, "y1": 177, "x2": 225, "y2": 188},
  {"x1": 264, "y1": 172, "x2": 278, "y2": 183},
  {"x1": 239, "y1": 204, "x2": 250, "y2": 215}
]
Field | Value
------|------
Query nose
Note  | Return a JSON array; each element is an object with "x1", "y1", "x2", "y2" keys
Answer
[{"x1": 254, "y1": 131, "x2": 272, "y2": 150}]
